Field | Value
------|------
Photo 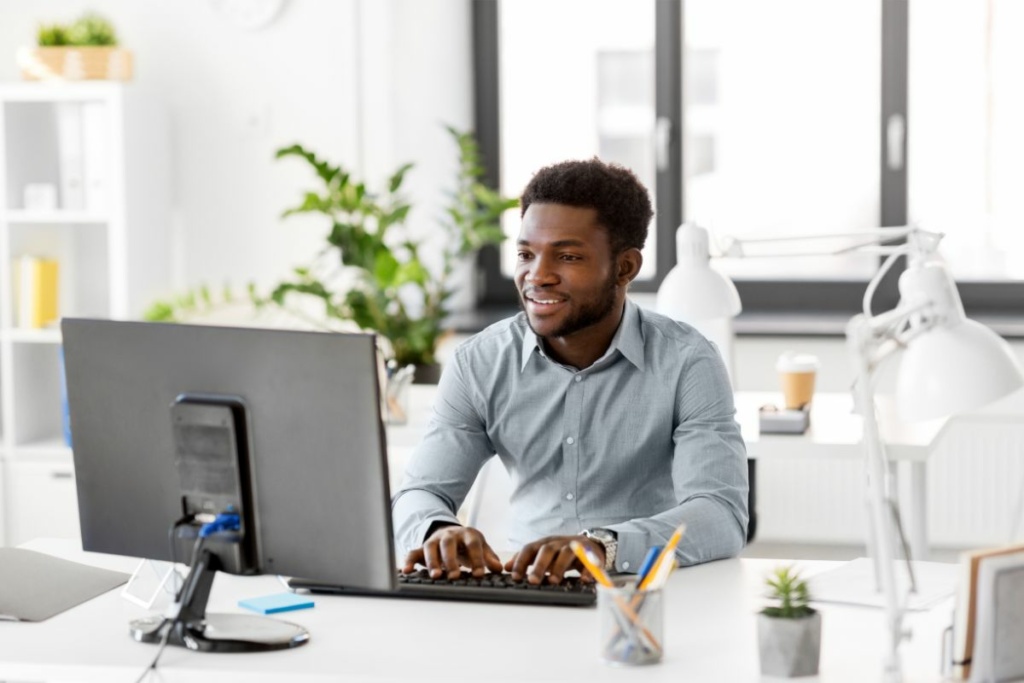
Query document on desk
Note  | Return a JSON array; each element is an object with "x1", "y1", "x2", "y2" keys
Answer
[
  {"x1": 0, "y1": 548, "x2": 129, "y2": 621},
  {"x1": 806, "y1": 557, "x2": 957, "y2": 611}
]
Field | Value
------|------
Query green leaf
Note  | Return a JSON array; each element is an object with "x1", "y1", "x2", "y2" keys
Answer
[{"x1": 388, "y1": 163, "x2": 415, "y2": 193}]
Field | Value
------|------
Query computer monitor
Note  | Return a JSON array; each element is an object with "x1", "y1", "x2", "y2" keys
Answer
[{"x1": 61, "y1": 318, "x2": 396, "y2": 651}]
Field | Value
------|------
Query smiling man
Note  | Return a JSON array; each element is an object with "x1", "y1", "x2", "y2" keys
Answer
[{"x1": 392, "y1": 158, "x2": 748, "y2": 584}]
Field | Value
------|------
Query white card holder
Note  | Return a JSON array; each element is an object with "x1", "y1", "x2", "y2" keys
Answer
[{"x1": 120, "y1": 559, "x2": 183, "y2": 610}]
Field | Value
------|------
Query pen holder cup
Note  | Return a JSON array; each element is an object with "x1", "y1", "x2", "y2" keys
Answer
[{"x1": 597, "y1": 582, "x2": 664, "y2": 666}]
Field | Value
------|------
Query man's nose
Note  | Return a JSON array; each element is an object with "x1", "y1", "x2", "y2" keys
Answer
[{"x1": 525, "y1": 256, "x2": 558, "y2": 285}]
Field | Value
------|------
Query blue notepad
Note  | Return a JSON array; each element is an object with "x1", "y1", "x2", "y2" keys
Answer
[{"x1": 238, "y1": 592, "x2": 314, "y2": 615}]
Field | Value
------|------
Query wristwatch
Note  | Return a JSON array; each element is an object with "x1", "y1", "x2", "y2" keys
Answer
[{"x1": 582, "y1": 528, "x2": 618, "y2": 572}]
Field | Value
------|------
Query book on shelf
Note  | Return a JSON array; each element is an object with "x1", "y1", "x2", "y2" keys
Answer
[
  {"x1": 56, "y1": 102, "x2": 85, "y2": 210},
  {"x1": 80, "y1": 100, "x2": 108, "y2": 212},
  {"x1": 12, "y1": 255, "x2": 60, "y2": 329},
  {"x1": 950, "y1": 541, "x2": 1024, "y2": 679}
]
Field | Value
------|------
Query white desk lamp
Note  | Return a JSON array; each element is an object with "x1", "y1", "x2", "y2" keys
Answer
[
  {"x1": 657, "y1": 223, "x2": 1024, "y2": 682},
  {"x1": 656, "y1": 223, "x2": 742, "y2": 380}
]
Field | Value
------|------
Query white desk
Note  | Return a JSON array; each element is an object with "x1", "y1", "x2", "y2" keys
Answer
[
  {"x1": 736, "y1": 392, "x2": 948, "y2": 560},
  {"x1": 0, "y1": 539, "x2": 954, "y2": 683},
  {"x1": 387, "y1": 387, "x2": 947, "y2": 559}
]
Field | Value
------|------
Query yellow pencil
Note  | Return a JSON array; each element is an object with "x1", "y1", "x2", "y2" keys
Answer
[
  {"x1": 638, "y1": 522, "x2": 686, "y2": 591},
  {"x1": 569, "y1": 540, "x2": 614, "y2": 587}
]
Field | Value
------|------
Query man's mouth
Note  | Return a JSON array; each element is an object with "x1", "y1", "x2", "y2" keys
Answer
[{"x1": 522, "y1": 292, "x2": 568, "y2": 312}]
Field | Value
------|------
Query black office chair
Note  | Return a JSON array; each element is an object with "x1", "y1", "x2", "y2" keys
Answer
[{"x1": 747, "y1": 457, "x2": 758, "y2": 543}]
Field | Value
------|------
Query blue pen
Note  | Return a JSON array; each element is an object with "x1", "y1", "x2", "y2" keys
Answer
[{"x1": 636, "y1": 546, "x2": 662, "y2": 584}]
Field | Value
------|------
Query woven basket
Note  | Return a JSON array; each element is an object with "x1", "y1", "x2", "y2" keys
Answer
[{"x1": 17, "y1": 46, "x2": 134, "y2": 81}]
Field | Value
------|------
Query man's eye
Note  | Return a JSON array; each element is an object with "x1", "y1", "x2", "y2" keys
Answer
[
  {"x1": 560, "y1": 254, "x2": 580, "y2": 261},
  {"x1": 517, "y1": 252, "x2": 532, "y2": 261}
]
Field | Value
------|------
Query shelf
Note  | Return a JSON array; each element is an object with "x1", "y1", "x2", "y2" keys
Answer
[
  {"x1": 5, "y1": 328, "x2": 62, "y2": 344},
  {"x1": 12, "y1": 436, "x2": 72, "y2": 460},
  {"x1": 0, "y1": 81, "x2": 122, "y2": 103},
  {"x1": 2, "y1": 209, "x2": 109, "y2": 224}
]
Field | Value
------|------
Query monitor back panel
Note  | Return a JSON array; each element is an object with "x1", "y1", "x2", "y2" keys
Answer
[{"x1": 61, "y1": 319, "x2": 395, "y2": 591}]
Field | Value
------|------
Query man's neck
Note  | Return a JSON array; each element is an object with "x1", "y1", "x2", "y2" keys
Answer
[{"x1": 542, "y1": 301, "x2": 626, "y2": 370}]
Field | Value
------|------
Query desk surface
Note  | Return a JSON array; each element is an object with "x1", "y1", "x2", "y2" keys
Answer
[
  {"x1": 736, "y1": 392, "x2": 948, "y2": 462},
  {"x1": 0, "y1": 539, "x2": 953, "y2": 683}
]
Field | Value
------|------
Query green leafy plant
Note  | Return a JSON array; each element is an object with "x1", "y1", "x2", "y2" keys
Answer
[
  {"x1": 263, "y1": 126, "x2": 518, "y2": 366},
  {"x1": 761, "y1": 565, "x2": 815, "y2": 619},
  {"x1": 37, "y1": 13, "x2": 119, "y2": 47},
  {"x1": 144, "y1": 127, "x2": 518, "y2": 368},
  {"x1": 144, "y1": 283, "x2": 253, "y2": 323}
]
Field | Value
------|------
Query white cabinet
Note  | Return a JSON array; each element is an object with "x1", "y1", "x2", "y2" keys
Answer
[
  {"x1": 4, "y1": 460, "x2": 80, "y2": 546},
  {"x1": 0, "y1": 82, "x2": 170, "y2": 545}
]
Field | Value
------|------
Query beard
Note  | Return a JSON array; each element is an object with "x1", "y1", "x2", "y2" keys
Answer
[{"x1": 519, "y1": 269, "x2": 619, "y2": 339}]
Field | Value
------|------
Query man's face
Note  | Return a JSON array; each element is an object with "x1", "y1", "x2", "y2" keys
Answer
[{"x1": 514, "y1": 203, "x2": 620, "y2": 340}]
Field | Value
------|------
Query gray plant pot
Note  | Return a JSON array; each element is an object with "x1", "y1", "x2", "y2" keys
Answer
[{"x1": 757, "y1": 611, "x2": 822, "y2": 678}]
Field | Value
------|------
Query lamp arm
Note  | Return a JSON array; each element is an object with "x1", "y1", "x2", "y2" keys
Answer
[
  {"x1": 856, "y1": 352, "x2": 907, "y2": 683},
  {"x1": 718, "y1": 225, "x2": 945, "y2": 261},
  {"x1": 848, "y1": 315, "x2": 910, "y2": 683}
]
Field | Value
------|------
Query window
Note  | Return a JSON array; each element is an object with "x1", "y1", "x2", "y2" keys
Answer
[
  {"x1": 474, "y1": 0, "x2": 1024, "y2": 323},
  {"x1": 473, "y1": 0, "x2": 680, "y2": 305},
  {"x1": 909, "y1": 0, "x2": 1024, "y2": 291}
]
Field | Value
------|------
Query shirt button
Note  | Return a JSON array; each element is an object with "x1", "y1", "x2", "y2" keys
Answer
[
  {"x1": 622, "y1": 561, "x2": 630, "y2": 570},
  {"x1": 565, "y1": 492, "x2": 574, "y2": 501},
  {"x1": 566, "y1": 436, "x2": 575, "y2": 445},
  {"x1": 575, "y1": 375, "x2": 582, "y2": 383}
]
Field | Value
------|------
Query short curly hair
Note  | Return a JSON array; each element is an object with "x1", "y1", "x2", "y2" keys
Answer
[{"x1": 520, "y1": 158, "x2": 653, "y2": 255}]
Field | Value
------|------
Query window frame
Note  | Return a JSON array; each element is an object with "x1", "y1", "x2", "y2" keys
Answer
[{"x1": 472, "y1": 0, "x2": 1024, "y2": 327}]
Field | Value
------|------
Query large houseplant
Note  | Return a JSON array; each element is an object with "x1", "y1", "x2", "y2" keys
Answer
[
  {"x1": 757, "y1": 565, "x2": 821, "y2": 677},
  {"x1": 263, "y1": 126, "x2": 517, "y2": 380}
]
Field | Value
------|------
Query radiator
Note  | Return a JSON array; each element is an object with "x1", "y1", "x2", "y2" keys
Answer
[{"x1": 754, "y1": 417, "x2": 1024, "y2": 549}]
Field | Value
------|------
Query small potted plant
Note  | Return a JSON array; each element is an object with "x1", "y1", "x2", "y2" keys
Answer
[
  {"x1": 18, "y1": 12, "x2": 133, "y2": 81},
  {"x1": 757, "y1": 565, "x2": 821, "y2": 677}
]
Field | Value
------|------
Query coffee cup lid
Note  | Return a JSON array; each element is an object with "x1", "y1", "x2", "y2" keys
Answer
[{"x1": 776, "y1": 351, "x2": 819, "y2": 373}]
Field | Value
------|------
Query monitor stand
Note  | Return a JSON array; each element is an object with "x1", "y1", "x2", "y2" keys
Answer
[{"x1": 129, "y1": 547, "x2": 309, "y2": 652}]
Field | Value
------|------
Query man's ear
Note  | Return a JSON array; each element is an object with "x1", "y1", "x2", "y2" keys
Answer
[{"x1": 616, "y1": 248, "x2": 643, "y2": 285}]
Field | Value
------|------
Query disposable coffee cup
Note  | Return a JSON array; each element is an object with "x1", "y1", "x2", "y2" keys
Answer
[{"x1": 776, "y1": 351, "x2": 818, "y2": 410}]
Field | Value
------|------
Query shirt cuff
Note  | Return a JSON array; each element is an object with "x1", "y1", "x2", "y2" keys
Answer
[{"x1": 607, "y1": 526, "x2": 645, "y2": 574}]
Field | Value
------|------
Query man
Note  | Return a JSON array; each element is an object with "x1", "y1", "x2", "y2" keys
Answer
[{"x1": 392, "y1": 158, "x2": 747, "y2": 585}]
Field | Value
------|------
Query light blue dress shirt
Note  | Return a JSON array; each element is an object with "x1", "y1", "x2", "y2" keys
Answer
[{"x1": 391, "y1": 298, "x2": 749, "y2": 571}]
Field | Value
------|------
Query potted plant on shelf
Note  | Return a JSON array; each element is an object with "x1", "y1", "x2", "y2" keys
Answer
[
  {"x1": 18, "y1": 12, "x2": 133, "y2": 81},
  {"x1": 757, "y1": 565, "x2": 821, "y2": 678}
]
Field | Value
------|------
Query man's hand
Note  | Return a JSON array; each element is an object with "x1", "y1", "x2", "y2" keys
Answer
[
  {"x1": 505, "y1": 535, "x2": 605, "y2": 585},
  {"x1": 402, "y1": 525, "x2": 504, "y2": 580}
]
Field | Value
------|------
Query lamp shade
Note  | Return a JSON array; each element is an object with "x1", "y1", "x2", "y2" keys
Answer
[
  {"x1": 895, "y1": 318, "x2": 1024, "y2": 422},
  {"x1": 656, "y1": 224, "x2": 742, "y2": 322}
]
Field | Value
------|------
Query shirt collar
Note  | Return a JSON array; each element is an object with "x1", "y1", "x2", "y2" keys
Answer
[{"x1": 520, "y1": 298, "x2": 646, "y2": 372}]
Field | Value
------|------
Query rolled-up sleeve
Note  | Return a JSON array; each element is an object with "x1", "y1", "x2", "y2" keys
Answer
[{"x1": 391, "y1": 350, "x2": 496, "y2": 558}]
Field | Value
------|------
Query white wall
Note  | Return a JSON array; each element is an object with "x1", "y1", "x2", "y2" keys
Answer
[{"x1": 0, "y1": 0, "x2": 472, "y2": 299}]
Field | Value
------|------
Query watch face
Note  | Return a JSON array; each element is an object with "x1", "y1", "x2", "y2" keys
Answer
[{"x1": 208, "y1": 0, "x2": 287, "y2": 30}]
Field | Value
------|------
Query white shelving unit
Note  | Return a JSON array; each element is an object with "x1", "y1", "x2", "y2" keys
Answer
[{"x1": 0, "y1": 82, "x2": 170, "y2": 546}]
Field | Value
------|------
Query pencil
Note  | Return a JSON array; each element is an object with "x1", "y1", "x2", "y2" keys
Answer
[{"x1": 638, "y1": 522, "x2": 686, "y2": 591}]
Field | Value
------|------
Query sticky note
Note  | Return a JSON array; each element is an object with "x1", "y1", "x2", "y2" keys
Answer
[{"x1": 238, "y1": 592, "x2": 314, "y2": 615}]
